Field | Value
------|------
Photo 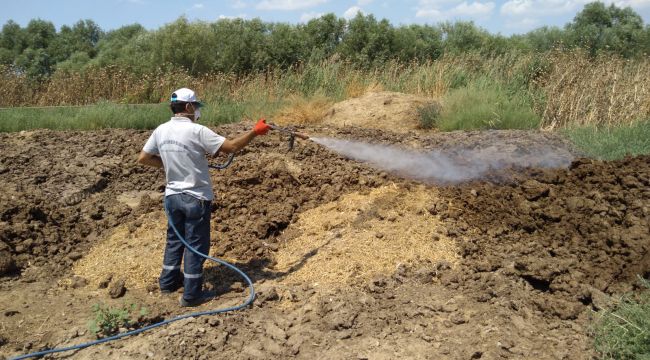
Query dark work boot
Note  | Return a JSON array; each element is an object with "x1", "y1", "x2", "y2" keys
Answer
[{"x1": 179, "y1": 290, "x2": 216, "y2": 307}]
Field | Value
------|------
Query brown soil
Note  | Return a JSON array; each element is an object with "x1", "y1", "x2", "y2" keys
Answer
[{"x1": 0, "y1": 122, "x2": 648, "y2": 359}]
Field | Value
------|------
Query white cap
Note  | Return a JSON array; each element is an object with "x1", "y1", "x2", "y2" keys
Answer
[{"x1": 170, "y1": 88, "x2": 199, "y2": 103}]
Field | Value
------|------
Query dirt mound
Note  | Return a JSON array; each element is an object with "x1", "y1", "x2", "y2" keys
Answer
[
  {"x1": 436, "y1": 155, "x2": 650, "y2": 318},
  {"x1": 321, "y1": 91, "x2": 436, "y2": 132},
  {"x1": 272, "y1": 185, "x2": 458, "y2": 287},
  {"x1": 0, "y1": 130, "x2": 159, "y2": 279},
  {"x1": 0, "y1": 125, "x2": 400, "y2": 280},
  {"x1": 2, "y1": 125, "x2": 647, "y2": 359}
]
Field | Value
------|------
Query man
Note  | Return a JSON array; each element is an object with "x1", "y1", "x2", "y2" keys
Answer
[{"x1": 137, "y1": 87, "x2": 270, "y2": 307}]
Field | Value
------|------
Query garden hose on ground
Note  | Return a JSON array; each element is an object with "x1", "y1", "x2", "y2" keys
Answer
[
  {"x1": 209, "y1": 153, "x2": 235, "y2": 170},
  {"x1": 12, "y1": 203, "x2": 255, "y2": 360}
]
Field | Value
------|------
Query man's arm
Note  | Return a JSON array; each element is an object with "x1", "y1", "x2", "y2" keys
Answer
[
  {"x1": 137, "y1": 151, "x2": 163, "y2": 168},
  {"x1": 218, "y1": 130, "x2": 258, "y2": 154}
]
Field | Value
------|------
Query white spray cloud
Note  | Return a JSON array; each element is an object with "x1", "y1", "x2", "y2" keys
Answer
[{"x1": 311, "y1": 137, "x2": 574, "y2": 184}]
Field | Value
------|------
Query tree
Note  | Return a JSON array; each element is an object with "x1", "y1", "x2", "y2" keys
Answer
[
  {"x1": 567, "y1": 1, "x2": 645, "y2": 57},
  {"x1": 91, "y1": 24, "x2": 147, "y2": 68},
  {"x1": 149, "y1": 17, "x2": 220, "y2": 75},
  {"x1": 522, "y1": 26, "x2": 568, "y2": 52},
  {"x1": 440, "y1": 21, "x2": 489, "y2": 55},
  {"x1": 55, "y1": 51, "x2": 91, "y2": 72},
  {"x1": 339, "y1": 13, "x2": 395, "y2": 67},
  {"x1": 48, "y1": 20, "x2": 103, "y2": 64},
  {"x1": 0, "y1": 20, "x2": 26, "y2": 58},
  {"x1": 24, "y1": 19, "x2": 56, "y2": 50},
  {"x1": 302, "y1": 13, "x2": 346, "y2": 61},
  {"x1": 15, "y1": 47, "x2": 51, "y2": 79},
  {"x1": 211, "y1": 18, "x2": 268, "y2": 73},
  {"x1": 393, "y1": 24, "x2": 443, "y2": 62},
  {"x1": 264, "y1": 23, "x2": 307, "y2": 68}
]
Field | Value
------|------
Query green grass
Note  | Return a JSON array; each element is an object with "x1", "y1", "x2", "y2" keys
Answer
[
  {"x1": 564, "y1": 120, "x2": 650, "y2": 160},
  {"x1": 433, "y1": 78, "x2": 541, "y2": 131},
  {"x1": 0, "y1": 101, "x2": 247, "y2": 132},
  {"x1": 592, "y1": 277, "x2": 650, "y2": 359}
]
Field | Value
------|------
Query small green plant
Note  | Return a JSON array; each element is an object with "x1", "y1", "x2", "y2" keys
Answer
[
  {"x1": 417, "y1": 103, "x2": 441, "y2": 129},
  {"x1": 592, "y1": 276, "x2": 650, "y2": 359},
  {"x1": 87, "y1": 302, "x2": 148, "y2": 337}
]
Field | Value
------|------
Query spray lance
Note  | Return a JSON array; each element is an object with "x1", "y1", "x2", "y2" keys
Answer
[
  {"x1": 268, "y1": 123, "x2": 310, "y2": 150},
  {"x1": 209, "y1": 121, "x2": 310, "y2": 170}
]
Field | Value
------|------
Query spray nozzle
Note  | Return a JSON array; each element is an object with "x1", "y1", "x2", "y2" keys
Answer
[{"x1": 268, "y1": 123, "x2": 310, "y2": 150}]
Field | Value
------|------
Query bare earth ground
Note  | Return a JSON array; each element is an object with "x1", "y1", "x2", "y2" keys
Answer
[{"x1": 0, "y1": 121, "x2": 649, "y2": 359}]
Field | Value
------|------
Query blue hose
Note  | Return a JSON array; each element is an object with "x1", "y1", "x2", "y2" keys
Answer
[{"x1": 12, "y1": 203, "x2": 255, "y2": 360}]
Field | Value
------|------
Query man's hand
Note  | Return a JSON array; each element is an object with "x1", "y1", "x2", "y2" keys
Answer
[
  {"x1": 137, "y1": 151, "x2": 163, "y2": 168},
  {"x1": 253, "y1": 118, "x2": 271, "y2": 135}
]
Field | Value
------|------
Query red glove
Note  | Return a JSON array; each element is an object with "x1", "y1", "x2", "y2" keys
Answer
[{"x1": 253, "y1": 118, "x2": 271, "y2": 135}]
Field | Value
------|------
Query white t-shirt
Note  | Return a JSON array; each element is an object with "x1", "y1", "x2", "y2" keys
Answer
[{"x1": 142, "y1": 117, "x2": 225, "y2": 201}]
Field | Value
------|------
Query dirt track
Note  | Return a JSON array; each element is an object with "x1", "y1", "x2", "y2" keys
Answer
[{"x1": 0, "y1": 124, "x2": 648, "y2": 359}]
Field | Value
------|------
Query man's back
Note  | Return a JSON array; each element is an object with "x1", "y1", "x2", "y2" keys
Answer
[{"x1": 143, "y1": 117, "x2": 225, "y2": 200}]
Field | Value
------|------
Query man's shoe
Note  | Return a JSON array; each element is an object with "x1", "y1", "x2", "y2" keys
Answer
[
  {"x1": 160, "y1": 285, "x2": 182, "y2": 295},
  {"x1": 179, "y1": 291, "x2": 216, "y2": 307}
]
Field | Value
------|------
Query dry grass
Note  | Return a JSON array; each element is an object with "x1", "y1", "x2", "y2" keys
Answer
[
  {"x1": 539, "y1": 51, "x2": 650, "y2": 129},
  {"x1": 345, "y1": 78, "x2": 385, "y2": 98},
  {"x1": 272, "y1": 184, "x2": 459, "y2": 288},
  {"x1": 272, "y1": 94, "x2": 333, "y2": 126}
]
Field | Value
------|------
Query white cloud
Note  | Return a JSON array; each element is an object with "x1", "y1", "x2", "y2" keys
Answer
[
  {"x1": 300, "y1": 11, "x2": 323, "y2": 21},
  {"x1": 500, "y1": 0, "x2": 591, "y2": 17},
  {"x1": 192, "y1": 3, "x2": 204, "y2": 9},
  {"x1": 232, "y1": 0, "x2": 247, "y2": 9},
  {"x1": 611, "y1": 0, "x2": 650, "y2": 8},
  {"x1": 500, "y1": 0, "x2": 533, "y2": 15},
  {"x1": 416, "y1": 1, "x2": 495, "y2": 20},
  {"x1": 218, "y1": 14, "x2": 248, "y2": 19},
  {"x1": 416, "y1": 7, "x2": 443, "y2": 18},
  {"x1": 505, "y1": 17, "x2": 540, "y2": 31},
  {"x1": 256, "y1": 0, "x2": 327, "y2": 10},
  {"x1": 449, "y1": 1, "x2": 495, "y2": 16},
  {"x1": 344, "y1": 6, "x2": 364, "y2": 18}
]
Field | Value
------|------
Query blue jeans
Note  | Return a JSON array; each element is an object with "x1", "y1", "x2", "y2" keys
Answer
[{"x1": 160, "y1": 193, "x2": 211, "y2": 301}]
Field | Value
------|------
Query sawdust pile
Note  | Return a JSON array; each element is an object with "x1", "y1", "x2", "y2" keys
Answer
[
  {"x1": 271, "y1": 184, "x2": 458, "y2": 287},
  {"x1": 321, "y1": 91, "x2": 438, "y2": 133},
  {"x1": 74, "y1": 183, "x2": 458, "y2": 291},
  {"x1": 73, "y1": 211, "x2": 168, "y2": 289}
]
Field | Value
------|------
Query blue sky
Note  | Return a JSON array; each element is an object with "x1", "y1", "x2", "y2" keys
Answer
[{"x1": 3, "y1": 0, "x2": 650, "y2": 35}]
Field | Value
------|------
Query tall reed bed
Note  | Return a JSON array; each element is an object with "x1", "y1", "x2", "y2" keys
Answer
[{"x1": 1, "y1": 51, "x2": 649, "y2": 130}]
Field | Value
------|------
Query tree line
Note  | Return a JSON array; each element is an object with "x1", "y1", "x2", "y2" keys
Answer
[{"x1": 1, "y1": 1, "x2": 649, "y2": 79}]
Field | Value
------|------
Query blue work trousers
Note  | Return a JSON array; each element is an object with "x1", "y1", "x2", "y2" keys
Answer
[{"x1": 160, "y1": 193, "x2": 211, "y2": 301}]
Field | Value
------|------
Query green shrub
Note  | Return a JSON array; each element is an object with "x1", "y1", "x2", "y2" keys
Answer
[
  {"x1": 592, "y1": 277, "x2": 650, "y2": 359},
  {"x1": 436, "y1": 78, "x2": 540, "y2": 131},
  {"x1": 417, "y1": 103, "x2": 441, "y2": 129},
  {"x1": 87, "y1": 302, "x2": 148, "y2": 337}
]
